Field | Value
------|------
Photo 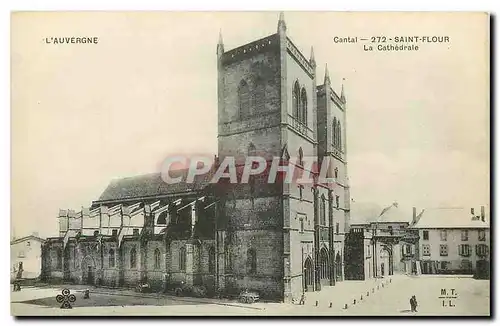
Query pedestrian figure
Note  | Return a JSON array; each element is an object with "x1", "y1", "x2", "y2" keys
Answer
[
  {"x1": 410, "y1": 295, "x2": 418, "y2": 312},
  {"x1": 12, "y1": 282, "x2": 21, "y2": 292},
  {"x1": 299, "y1": 293, "x2": 305, "y2": 305}
]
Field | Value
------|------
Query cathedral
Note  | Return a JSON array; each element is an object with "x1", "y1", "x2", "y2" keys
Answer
[{"x1": 41, "y1": 13, "x2": 351, "y2": 303}]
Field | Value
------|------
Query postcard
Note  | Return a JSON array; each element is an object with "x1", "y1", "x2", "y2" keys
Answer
[{"x1": 10, "y1": 11, "x2": 490, "y2": 316}]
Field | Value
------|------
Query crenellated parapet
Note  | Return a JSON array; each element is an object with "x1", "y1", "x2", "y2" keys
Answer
[{"x1": 221, "y1": 34, "x2": 279, "y2": 66}]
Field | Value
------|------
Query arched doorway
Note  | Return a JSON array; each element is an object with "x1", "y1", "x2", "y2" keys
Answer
[
  {"x1": 81, "y1": 256, "x2": 96, "y2": 285},
  {"x1": 379, "y1": 248, "x2": 391, "y2": 277},
  {"x1": 304, "y1": 257, "x2": 314, "y2": 292},
  {"x1": 335, "y1": 253, "x2": 342, "y2": 281},
  {"x1": 320, "y1": 248, "x2": 330, "y2": 285}
]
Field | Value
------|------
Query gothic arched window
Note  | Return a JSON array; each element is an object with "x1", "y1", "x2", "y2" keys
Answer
[
  {"x1": 333, "y1": 117, "x2": 337, "y2": 148},
  {"x1": 320, "y1": 195, "x2": 326, "y2": 225},
  {"x1": 208, "y1": 246, "x2": 216, "y2": 274},
  {"x1": 254, "y1": 77, "x2": 266, "y2": 113},
  {"x1": 224, "y1": 243, "x2": 231, "y2": 272},
  {"x1": 338, "y1": 121, "x2": 342, "y2": 151},
  {"x1": 130, "y1": 247, "x2": 137, "y2": 269},
  {"x1": 56, "y1": 248, "x2": 62, "y2": 269},
  {"x1": 247, "y1": 248, "x2": 257, "y2": 274},
  {"x1": 109, "y1": 249, "x2": 115, "y2": 268},
  {"x1": 154, "y1": 248, "x2": 161, "y2": 269},
  {"x1": 179, "y1": 247, "x2": 186, "y2": 271},
  {"x1": 300, "y1": 88, "x2": 308, "y2": 125},
  {"x1": 238, "y1": 79, "x2": 251, "y2": 119},
  {"x1": 293, "y1": 81, "x2": 300, "y2": 119}
]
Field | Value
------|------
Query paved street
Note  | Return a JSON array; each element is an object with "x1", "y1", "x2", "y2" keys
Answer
[
  {"x1": 11, "y1": 275, "x2": 490, "y2": 316},
  {"x1": 343, "y1": 275, "x2": 490, "y2": 316}
]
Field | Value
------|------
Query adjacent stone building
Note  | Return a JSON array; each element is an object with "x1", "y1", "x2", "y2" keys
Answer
[
  {"x1": 345, "y1": 203, "x2": 418, "y2": 280},
  {"x1": 411, "y1": 206, "x2": 490, "y2": 277},
  {"x1": 11, "y1": 234, "x2": 46, "y2": 280},
  {"x1": 41, "y1": 13, "x2": 351, "y2": 303}
]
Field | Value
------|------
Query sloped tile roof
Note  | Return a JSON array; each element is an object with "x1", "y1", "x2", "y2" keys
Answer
[
  {"x1": 411, "y1": 207, "x2": 490, "y2": 229},
  {"x1": 10, "y1": 234, "x2": 46, "y2": 245},
  {"x1": 97, "y1": 169, "x2": 213, "y2": 202}
]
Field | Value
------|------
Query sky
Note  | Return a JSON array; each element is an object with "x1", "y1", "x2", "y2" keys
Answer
[{"x1": 11, "y1": 12, "x2": 489, "y2": 238}]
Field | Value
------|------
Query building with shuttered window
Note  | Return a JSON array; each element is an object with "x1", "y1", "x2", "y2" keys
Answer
[{"x1": 410, "y1": 206, "x2": 490, "y2": 276}]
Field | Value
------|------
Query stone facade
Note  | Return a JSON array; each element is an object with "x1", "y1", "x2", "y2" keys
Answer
[
  {"x1": 411, "y1": 207, "x2": 490, "y2": 276},
  {"x1": 216, "y1": 13, "x2": 350, "y2": 302},
  {"x1": 11, "y1": 235, "x2": 45, "y2": 280},
  {"x1": 41, "y1": 13, "x2": 352, "y2": 302}
]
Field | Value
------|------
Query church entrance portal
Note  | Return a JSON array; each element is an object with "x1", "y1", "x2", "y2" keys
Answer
[
  {"x1": 304, "y1": 257, "x2": 314, "y2": 292},
  {"x1": 81, "y1": 256, "x2": 96, "y2": 285}
]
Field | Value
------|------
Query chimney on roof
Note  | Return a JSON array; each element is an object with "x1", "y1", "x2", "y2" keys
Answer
[
  {"x1": 412, "y1": 207, "x2": 417, "y2": 225},
  {"x1": 481, "y1": 206, "x2": 485, "y2": 222}
]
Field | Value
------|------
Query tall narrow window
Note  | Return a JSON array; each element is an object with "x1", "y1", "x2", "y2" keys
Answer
[
  {"x1": 179, "y1": 247, "x2": 186, "y2": 271},
  {"x1": 293, "y1": 81, "x2": 301, "y2": 119},
  {"x1": 478, "y1": 230, "x2": 486, "y2": 241},
  {"x1": 320, "y1": 195, "x2": 326, "y2": 225},
  {"x1": 224, "y1": 243, "x2": 231, "y2": 272},
  {"x1": 333, "y1": 118, "x2": 337, "y2": 147},
  {"x1": 461, "y1": 230, "x2": 469, "y2": 241},
  {"x1": 238, "y1": 80, "x2": 251, "y2": 119},
  {"x1": 336, "y1": 222, "x2": 340, "y2": 234},
  {"x1": 334, "y1": 167, "x2": 339, "y2": 179},
  {"x1": 208, "y1": 246, "x2": 216, "y2": 274},
  {"x1": 300, "y1": 88, "x2": 308, "y2": 125},
  {"x1": 56, "y1": 248, "x2": 62, "y2": 269},
  {"x1": 130, "y1": 247, "x2": 137, "y2": 269},
  {"x1": 247, "y1": 248, "x2": 257, "y2": 274},
  {"x1": 423, "y1": 230, "x2": 429, "y2": 240},
  {"x1": 440, "y1": 244, "x2": 448, "y2": 256},
  {"x1": 109, "y1": 249, "x2": 115, "y2": 268},
  {"x1": 254, "y1": 77, "x2": 266, "y2": 113},
  {"x1": 440, "y1": 230, "x2": 447, "y2": 241},
  {"x1": 335, "y1": 195, "x2": 340, "y2": 208},
  {"x1": 337, "y1": 121, "x2": 342, "y2": 151},
  {"x1": 154, "y1": 248, "x2": 161, "y2": 269},
  {"x1": 298, "y1": 147, "x2": 304, "y2": 166}
]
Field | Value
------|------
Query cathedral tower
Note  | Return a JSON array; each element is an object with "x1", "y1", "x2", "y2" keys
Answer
[{"x1": 216, "y1": 12, "x2": 350, "y2": 302}]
